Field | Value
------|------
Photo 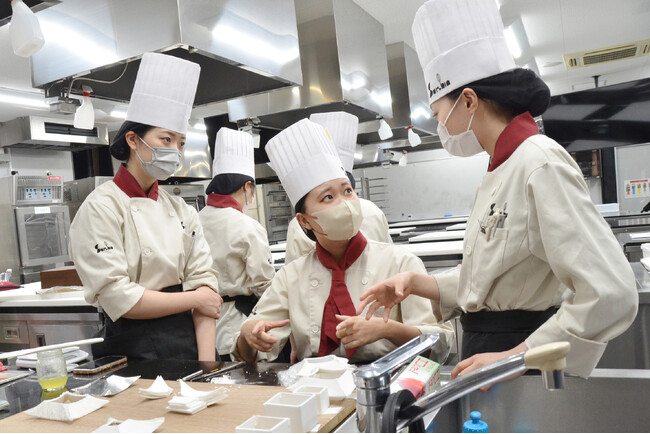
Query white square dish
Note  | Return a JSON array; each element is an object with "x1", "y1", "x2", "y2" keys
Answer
[
  {"x1": 235, "y1": 415, "x2": 292, "y2": 433},
  {"x1": 293, "y1": 385, "x2": 329, "y2": 414},
  {"x1": 263, "y1": 392, "x2": 318, "y2": 433}
]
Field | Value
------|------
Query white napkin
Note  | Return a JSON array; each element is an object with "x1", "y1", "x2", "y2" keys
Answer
[
  {"x1": 178, "y1": 380, "x2": 228, "y2": 406},
  {"x1": 138, "y1": 376, "x2": 173, "y2": 399},
  {"x1": 166, "y1": 395, "x2": 207, "y2": 415},
  {"x1": 93, "y1": 417, "x2": 165, "y2": 433},
  {"x1": 24, "y1": 391, "x2": 108, "y2": 421}
]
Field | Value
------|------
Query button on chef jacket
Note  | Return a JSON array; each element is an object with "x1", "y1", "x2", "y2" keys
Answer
[
  {"x1": 231, "y1": 239, "x2": 455, "y2": 363},
  {"x1": 433, "y1": 130, "x2": 638, "y2": 378},
  {"x1": 69, "y1": 166, "x2": 219, "y2": 322},
  {"x1": 199, "y1": 204, "x2": 275, "y2": 355},
  {"x1": 284, "y1": 198, "x2": 393, "y2": 265}
]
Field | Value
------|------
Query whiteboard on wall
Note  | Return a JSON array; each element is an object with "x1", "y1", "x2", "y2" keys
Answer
[
  {"x1": 615, "y1": 143, "x2": 650, "y2": 214},
  {"x1": 358, "y1": 153, "x2": 490, "y2": 222}
]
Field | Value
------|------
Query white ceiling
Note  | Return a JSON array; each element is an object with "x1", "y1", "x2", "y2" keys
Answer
[{"x1": 1, "y1": 0, "x2": 649, "y2": 126}]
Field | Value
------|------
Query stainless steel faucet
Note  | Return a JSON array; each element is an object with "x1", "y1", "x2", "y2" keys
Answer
[
  {"x1": 352, "y1": 333, "x2": 448, "y2": 433},
  {"x1": 353, "y1": 337, "x2": 571, "y2": 433}
]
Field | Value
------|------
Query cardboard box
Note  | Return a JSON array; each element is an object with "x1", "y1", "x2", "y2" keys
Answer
[{"x1": 390, "y1": 355, "x2": 440, "y2": 399}]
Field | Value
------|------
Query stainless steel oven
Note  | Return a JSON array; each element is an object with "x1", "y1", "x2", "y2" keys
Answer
[
  {"x1": 0, "y1": 176, "x2": 71, "y2": 283},
  {"x1": 159, "y1": 183, "x2": 206, "y2": 211}
]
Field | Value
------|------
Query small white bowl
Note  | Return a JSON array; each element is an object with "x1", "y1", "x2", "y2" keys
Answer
[
  {"x1": 263, "y1": 392, "x2": 318, "y2": 433},
  {"x1": 293, "y1": 385, "x2": 329, "y2": 414},
  {"x1": 235, "y1": 415, "x2": 292, "y2": 433}
]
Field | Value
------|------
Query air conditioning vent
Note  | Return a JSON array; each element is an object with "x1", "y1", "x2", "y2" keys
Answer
[
  {"x1": 564, "y1": 38, "x2": 650, "y2": 69},
  {"x1": 44, "y1": 122, "x2": 99, "y2": 137}
]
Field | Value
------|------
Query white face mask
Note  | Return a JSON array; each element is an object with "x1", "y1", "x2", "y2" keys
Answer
[
  {"x1": 436, "y1": 95, "x2": 484, "y2": 157},
  {"x1": 307, "y1": 198, "x2": 363, "y2": 241},
  {"x1": 135, "y1": 136, "x2": 183, "y2": 180}
]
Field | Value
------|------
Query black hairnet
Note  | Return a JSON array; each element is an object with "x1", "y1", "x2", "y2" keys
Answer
[
  {"x1": 463, "y1": 68, "x2": 551, "y2": 117},
  {"x1": 206, "y1": 173, "x2": 254, "y2": 196}
]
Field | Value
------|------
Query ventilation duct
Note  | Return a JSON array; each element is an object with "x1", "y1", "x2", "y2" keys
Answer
[{"x1": 0, "y1": 115, "x2": 108, "y2": 151}]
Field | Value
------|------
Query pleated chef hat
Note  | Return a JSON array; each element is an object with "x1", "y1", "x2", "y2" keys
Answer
[
  {"x1": 125, "y1": 52, "x2": 200, "y2": 134},
  {"x1": 310, "y1": 112, "x2": 359, "y2": 173},
  {"x1": 412, "y1": 0, "x2": 516, "y2": 105},
  {"x1": 266, "y1": 119, "x2": 347, "y2": 206},
  {"x1": 212, "y1": 128, "x2": 255, "y2": 179}
]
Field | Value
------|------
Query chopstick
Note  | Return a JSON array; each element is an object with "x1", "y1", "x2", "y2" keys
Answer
[
  {"x1": 196, "y1": 361, "x2": 246, "y2": 381},
  {"x1": 0, "y1": 338, "x2": 104, "y2": 360}
]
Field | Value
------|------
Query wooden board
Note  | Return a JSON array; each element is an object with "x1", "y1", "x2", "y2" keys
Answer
[{"x1": 0, "y1": 379, "x2": 356, "y2": 433}]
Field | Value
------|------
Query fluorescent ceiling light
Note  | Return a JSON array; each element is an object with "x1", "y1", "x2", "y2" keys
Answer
[
  {"x1": 504, "y1": 25, "x2": 522, "y2": 59},
  {"x1": 0, "y1": 88, "x2": 48, "y2": 109},
  {"x1": 193, "y1": 121, "x2": 207, "y2": 131},
  {"x1": 109, "y1": 108, "x2": 127, "y2": 118}
]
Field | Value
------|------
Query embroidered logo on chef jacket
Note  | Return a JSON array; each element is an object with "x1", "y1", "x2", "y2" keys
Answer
[
  {"x1": 428, "y1": 73, "x2": 451, "y2": 98},
  {"x1": 94, "y1": 241, "x2": 114, "y2": 253}
]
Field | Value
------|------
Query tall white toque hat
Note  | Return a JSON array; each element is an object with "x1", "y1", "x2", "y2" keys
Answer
[
  {"x1": 412, "y1": 0, "x2": 516, "y2": 105},
  {"x1": 309, "y1": 112, "x2": 359, "y2": 173},
  {"x1": 125, "y1": 52, "x2": 200, "y2": 135},
  {"x1": 212, "y1": 128, "x2": 255, "y2": 179},
  {"x1": 266, "y1": 118, "x2": 347, "y2": 206}
]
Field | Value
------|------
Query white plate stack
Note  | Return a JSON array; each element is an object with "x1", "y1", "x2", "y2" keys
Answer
[{"x1": 166, "y1": 395, "x2": 207, "y2": 415}]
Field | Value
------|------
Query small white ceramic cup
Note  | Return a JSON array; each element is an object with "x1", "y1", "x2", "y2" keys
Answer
[
  {"x1": 235, "y1": 415, "x2": 292, "y2": 433},
  {"x1": 293, "y1": 385, "x2": 329, "y2": 414},
  {"x1": 264, "y1": 392, "x2": 318, "y2": 433}
]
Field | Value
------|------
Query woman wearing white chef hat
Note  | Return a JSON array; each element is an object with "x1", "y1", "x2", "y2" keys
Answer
[
  {"x1": 69, "y1": 52, "x2": 222, "y2": 361},
  {"x1": 199, "y1": 127, "x2": 275, "y2": 361},
  {"x1": 283, "y1": 111, "x2": 393, "y2": 265},
  {"x1": 357, "y1": 0, "x2": 637, "y2": 381},
  {"x1": 232, "y1": 118, "x2": 454, "y2": 363}
]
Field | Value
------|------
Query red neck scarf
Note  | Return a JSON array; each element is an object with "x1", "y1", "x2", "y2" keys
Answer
[
  {"x1": 316, "y1": 232, "x2": 367, "y2": 358},
  {"x1": 113, "y1": 164, "x2": 159, "y2": 200},
  {"x1": 207, "y1": 193, "x2": 243, "y2": 213},
  {"x1": 488, "y1": 111, "x2": 539, "y2": 172}
]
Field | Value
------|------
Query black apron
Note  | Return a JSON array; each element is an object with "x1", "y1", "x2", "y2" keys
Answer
[
  {"x1": 460, "y1": 307, "x2": 559, "y2": 359},
  {"x1": 92, "y1": 284, "x2": 217, "y2": 361}
]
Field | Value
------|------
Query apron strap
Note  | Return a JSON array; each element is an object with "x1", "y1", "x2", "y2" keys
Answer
[{"x1": 221, "y1": 294, "x2": 259, "y2": 317}]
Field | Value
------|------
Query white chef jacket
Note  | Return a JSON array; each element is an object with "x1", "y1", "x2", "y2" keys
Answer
[
  {"x1": 69, "y1": 179, "x2": 219, "y2": 322},
  {"x1": 199, "y1": 205, "x2": 275, "y2": 355},
  {"x1": 284, "y1": 198, "x2": 392, "y2": 264},
  {"x1": 232, "y1": 239, "x2": 455, "y2": 363},
  {"x1": 434, "y1": 134, "x2": 638, "y2": 377}
]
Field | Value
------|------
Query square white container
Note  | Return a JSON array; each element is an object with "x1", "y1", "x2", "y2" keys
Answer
[
  {"x1": 293, "y1": 385, "x2": 329, "y2": 414},
  {"x1": 263, "y1": 392, "x2": 318, "y2": 433},
  {"x1": 235, "y1": 415, "x2": 292, "y2": 433}
]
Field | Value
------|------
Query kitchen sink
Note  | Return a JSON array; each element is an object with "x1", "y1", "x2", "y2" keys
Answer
[{"x1": 428, "y1": 368, "x2": 650, "y2": 432}]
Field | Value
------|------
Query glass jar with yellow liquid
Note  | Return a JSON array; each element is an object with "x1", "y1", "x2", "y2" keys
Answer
[{"x1": 36, "y1": 349, "x2": 68, "y2": 391}]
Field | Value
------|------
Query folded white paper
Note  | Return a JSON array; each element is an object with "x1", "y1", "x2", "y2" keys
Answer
[
  {"x1": 178, "y1": 380, "x2": 228, "y2": 405},
  {"x1": 25, "y1": 392, "x2": 108, "y2": 421},
  {"x1": 139, "y1": 376, "x2": 173, "y2": 399},
  {"x1": 73, "y1": 375, "x2": 140, "y2": 397},
  {"x1": 93, "y1": 417, "x2": 165, "y2": 433}
]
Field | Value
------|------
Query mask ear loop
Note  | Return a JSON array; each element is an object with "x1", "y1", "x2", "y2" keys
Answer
[
  {"x1": 134, "y1": 135, "x2": 153, "y2": 165},
  {"x1": 443, "y1": 94, "x2": 463, "y2": 126}
]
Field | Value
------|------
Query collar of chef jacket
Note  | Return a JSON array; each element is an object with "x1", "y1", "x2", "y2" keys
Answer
[
  {"x1": 113, "y1": 164, "x2": 159, "y2": 200},
  {"x1": 206, "y1": 193, "x2": 243, "y2": 213},
  {"x1": 488, "y1": 111, "x2": 539, "y2": 172}
]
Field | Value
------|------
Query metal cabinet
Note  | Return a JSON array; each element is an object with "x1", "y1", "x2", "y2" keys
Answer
[
  {"x1": 261, "y1": 183, "x2": 294, "y2": 243},
  {"x1": 0, "y1": 309, "x2": 101, "y2": 353}
]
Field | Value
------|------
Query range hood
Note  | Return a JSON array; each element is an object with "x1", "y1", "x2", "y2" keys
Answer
[
  {"x1": 28, "y1": 0, "x2": 302, "y2": 105},
  {"x1": 227, "y1": 0, "x2": 393, "y2": 129},
  {"x1": 357, "y1": 42, "x2": 440, "y2": 147},
  {"x1": 0, "y1": 115, "x2": 109, "y2": 151}
]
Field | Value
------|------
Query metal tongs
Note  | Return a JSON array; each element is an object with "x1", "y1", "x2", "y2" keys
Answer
[{"x1": 186, "y1": 361, "x2": 246, "y2": 382}]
